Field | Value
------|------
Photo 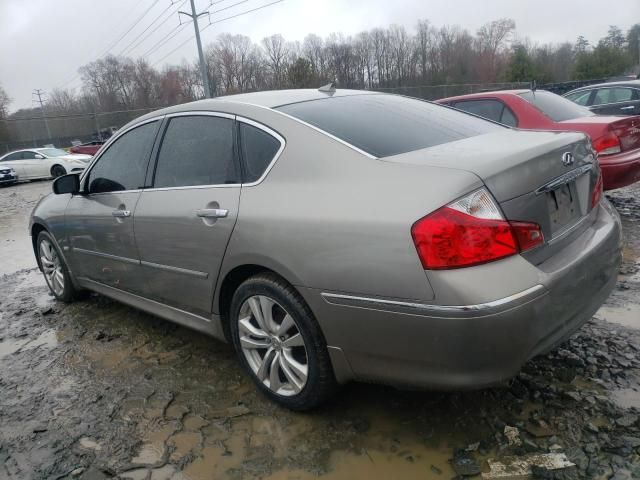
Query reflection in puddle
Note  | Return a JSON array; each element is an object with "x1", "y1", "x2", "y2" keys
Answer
[
  {"x1": 611, "y1": 388, "x2": 640, "y2": 410},
  {"x1": 596, "y1": 305, "x2": 640, "y2": 330},
  {"x1": 0, "y1": 328, "x2": 57, "y2": 359}
]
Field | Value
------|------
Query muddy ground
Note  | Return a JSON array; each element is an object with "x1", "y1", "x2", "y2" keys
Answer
[{"x1": 1, "y1": 180, "x2": 639, "y2": 480}]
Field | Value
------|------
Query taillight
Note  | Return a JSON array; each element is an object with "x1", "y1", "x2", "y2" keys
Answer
[
  {"x1": 411, "y1": 188, "x2": 544, "y2": 270},
  {"x1": 593, "y1": 131, "x2": 621, "y2": 155},
  {"x1": 591, "y1": 169, "x2": 603, "y2": 208}
]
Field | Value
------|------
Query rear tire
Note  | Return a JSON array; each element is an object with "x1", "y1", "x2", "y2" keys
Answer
[
  {"x1": 51, "y1": 165, "x2": 66, "y2": 178},
  {"x1": 36, "y1": 231, "x2": 82, "y2": 303},
  {"x1": 229, "y1": 273, "x2": 337, "y2": 410}
]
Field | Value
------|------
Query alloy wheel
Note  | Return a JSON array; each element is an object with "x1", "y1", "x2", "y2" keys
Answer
[
  {"x1": 39, "y1": 238, "x2": 65, "y2": 296},
  {"x1": 238, "y1": 295, "x2": 309, "y2": 396}
]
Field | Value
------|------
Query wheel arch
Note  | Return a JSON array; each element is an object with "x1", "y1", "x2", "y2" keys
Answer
[
  {"x1": 31, "y1": 222, "x2": 48, "y2": 270},
  {"x1": 216, "y1": 263, "x2": 302, "y2": 342}
]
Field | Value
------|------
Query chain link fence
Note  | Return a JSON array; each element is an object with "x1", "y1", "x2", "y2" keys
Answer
[
  {"x1": 0, "y1": 108, "x2": 157, "y2": 154},
  {"x1": 0, "y1": 78, "x2": 614, "y2": 154}
]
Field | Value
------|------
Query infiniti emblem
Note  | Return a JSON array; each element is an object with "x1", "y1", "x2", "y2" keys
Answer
[{"x1": 561, "y1": 152, "x2": 574, "y2": 167}]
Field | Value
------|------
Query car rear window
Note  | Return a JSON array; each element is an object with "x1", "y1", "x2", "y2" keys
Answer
[
  {"x1": 276, "y1": 94, "x2": 501, "y2": 158},
  {"x1": 519, "y1": 91, "x2": 594, "y2": 122}
]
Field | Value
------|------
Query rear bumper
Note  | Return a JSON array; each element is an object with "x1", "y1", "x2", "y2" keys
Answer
[
  {"x1": 302, "y1": 200, "x2": 622, "y2": 389},
  {"x1": 600, "y1": 148, "x2": 640, "y2": 190}
]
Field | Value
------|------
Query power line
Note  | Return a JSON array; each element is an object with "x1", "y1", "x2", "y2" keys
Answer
[
  {"x1": 151, "y1": 0, "x2": 282, "y2": 67},
  {"x1": 56, "y1": 0, "x2": 162, "y2": 90},
  {"x1": 96, "y1": 0, "x2": 162, "y2": 58},
  {"x1": 141, "y1": 21, "x2": 192, "y2": 58},
  {"x1": 121, "y1": 0, "x2": 188, "y2": 57},
  {"x1": 119, "y1": 0, "x2": 185, "y2": 57}
]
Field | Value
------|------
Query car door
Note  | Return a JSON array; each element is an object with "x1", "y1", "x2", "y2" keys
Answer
[
  {"x1": 590, "y1": 87, "x2": 640, "y2": 115},
  {"x1": 65, "y1": 119, "x2": 161, "y2": 291},
  {"x1": 133, "y1": 113, "x2": 241, "y2": 317},
  {"x1": 0, "y1": 152, "x2": 26, "y2": 176},
  {"x1": 18, "y1": 151, "x2": 46, "y2": 178}
]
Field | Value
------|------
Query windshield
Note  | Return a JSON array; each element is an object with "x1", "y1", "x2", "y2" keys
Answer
[
  {"x1": 276, "y1": 94, "x2": 502, "y2": 158},
  {"x1": 519, "y1": 91, "x2": 594, "y2": 122},
  {"x1": 39, "y1": 148, "x2": 69, "y2": 157}
]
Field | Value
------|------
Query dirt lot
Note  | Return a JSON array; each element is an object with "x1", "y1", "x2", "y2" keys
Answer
[{"x1": 1, "y1": 180, "x2": 639, "y2": 480}]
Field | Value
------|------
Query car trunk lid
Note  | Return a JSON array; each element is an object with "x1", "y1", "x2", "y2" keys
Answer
[{"x1": 384, "y1": 129, "x2": 600, "y2": 264}]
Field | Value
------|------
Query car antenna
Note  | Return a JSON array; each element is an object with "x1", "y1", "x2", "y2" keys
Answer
[{"x1": 318, "y1": 81, "x2": 336, "y2": 94}]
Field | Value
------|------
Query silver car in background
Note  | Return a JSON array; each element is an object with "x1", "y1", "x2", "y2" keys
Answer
[{"x1": 30, "y1": 89, "x2": 622, "y2": 410}]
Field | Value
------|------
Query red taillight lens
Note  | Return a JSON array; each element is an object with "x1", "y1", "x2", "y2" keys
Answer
[
  {"x1": 411, "y1": 188, "x2": 544, "y2": 270},
  {"x1": 591, "y1": 170, "x2": 603, "y2": 208},
  {"x1": 593, "y1": 131, "x2": 621, "y2": 155}
]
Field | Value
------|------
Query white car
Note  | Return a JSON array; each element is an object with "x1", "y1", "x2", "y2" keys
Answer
[{"x1": 0, "y1": 148, "x2": 91, "y2": 180}]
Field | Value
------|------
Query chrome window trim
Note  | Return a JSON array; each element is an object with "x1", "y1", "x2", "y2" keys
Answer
[
  {"x1": 250, "y1": 103, "x2": 378, "y2": 159},
  {"x1": 236, "y1": 115, "x2": 286, "y2": 187},
  {"x1": 148, "y1": 111, "x2": 241, "y2": 190},
  {"x1": 321, "y1": 285, "x2": 546, "y2": 316},
  {"x1": 73, "y1": 247, "x2": 139, "y2": 265},
  {"x1": 589, "y1": 87, "x2": 640, "y2": 108},
  {"x1": 140, "y1": 260, "x2": 209, "y2": 278},
  {"x1": 79, "y1": 115, "x2": 165, "y2": 188},
  {"x1": 142, "y1": 112, "x2": 286, "y2": 190}
]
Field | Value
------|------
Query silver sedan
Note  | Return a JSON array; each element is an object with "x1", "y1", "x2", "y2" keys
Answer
[{"x1": 29, "y1": 89, "x2": 621, "y2": 410}]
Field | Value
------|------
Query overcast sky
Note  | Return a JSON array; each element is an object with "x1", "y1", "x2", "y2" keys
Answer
[{"x1": 1, "y1": 0, "x2": 638, "y2": 112}]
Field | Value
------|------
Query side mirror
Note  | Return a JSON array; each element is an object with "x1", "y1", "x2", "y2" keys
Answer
[
  {"x1": 34, "y1": 154, "x2": 45, "y2": 159},
  {"x1": 53, "y1": 174, "x2": 80, "y2": 195}
]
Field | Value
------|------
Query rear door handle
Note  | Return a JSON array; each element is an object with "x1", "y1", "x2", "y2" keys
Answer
[
  {"x1": 620, "y1": 106, "x2": 635, "y2": 111},
  {"x1": 196, "y1": 208, "x2": 228, "y2": 218},
  {"x1": 112, "y1": 210, "x2": 131, "y2": 218}
]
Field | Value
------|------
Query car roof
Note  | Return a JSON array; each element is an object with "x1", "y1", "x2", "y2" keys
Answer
[
  {"x1": 146, "y1": 88, "x2": 377, "y2": 117},
  {"x1": 565, "y1": 80, "x2": 640, "y2": 94},
  {"x1": 436, "y1": 89, "x2": 530, "y2": 103}
]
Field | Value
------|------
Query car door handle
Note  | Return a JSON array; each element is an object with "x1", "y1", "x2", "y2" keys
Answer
[
  {"x1": 196, "y1": 208, "x2": 228, "y2": 218},
  {"x1": 112, "y1": 210, "x2": 131, "y2": 218},
  {"x1": 620, "y1": 106, "x2": 635, "y2": 111}
]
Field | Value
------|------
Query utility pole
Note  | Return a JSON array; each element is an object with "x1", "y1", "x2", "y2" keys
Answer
[
  {"x1": 180, "y1": 0, "x2": 211, "y2": 98},
  {"x1": 32, "y1": 89, "x2": 52, "y2": 140}
]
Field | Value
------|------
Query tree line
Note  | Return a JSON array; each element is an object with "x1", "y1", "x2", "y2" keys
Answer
[{"x1": 1, "y1": 19, "x2": 639, "y2": 143}]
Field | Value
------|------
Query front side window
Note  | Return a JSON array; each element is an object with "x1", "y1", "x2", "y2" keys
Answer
[
  {"x1": 22, "y1": 151, "x2": 38, "y2": 159},
  {"x1": 153, "y1": 115, "x2": 237, "y2": 188},
  {"x1": 86, "y1": 121, "x2": 158, "y2": 194},
  {"x1": 277, "y1": 94, "x2": 501, "y2": 158},
  {"x1": 565, "y1": 90, "x2": 592, "y2": 106},
  {"x1": 519, "y1": 90, "x2": 593, "y2": 121},
  {"x1": 239, "y1": 123, "x2": 281, "y2": 183},
  {"x1": 592, "y1": 87, "x2": 635, "y2": 106},
  {"x1": 2, "y1": 152, "x2": 23, "y2": 161}
]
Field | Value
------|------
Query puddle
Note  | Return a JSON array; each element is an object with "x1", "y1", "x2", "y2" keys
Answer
[
  {"x1": 596, "y1": 305, "x2": 640, "y2": 330},
  {"x1": 611, "y1": 388, "x2": 640, "y2": 410},
  {"x1": 0, "y1": 328, "x2": 57, "y2": 359}
]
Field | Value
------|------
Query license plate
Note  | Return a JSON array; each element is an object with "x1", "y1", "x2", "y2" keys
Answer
[{"x1": 547, "y1": 182, "x2": 579, "y2": 233}]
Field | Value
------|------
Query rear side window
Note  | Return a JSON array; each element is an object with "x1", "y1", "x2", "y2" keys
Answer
[
  {"x1": 452, "y1": 99, "x2": 517, "y2": 127},
  {"x1": 519, "y1": 91, "x2": 593, "y2": 121},
  {"x1": 87, "y1": 121, "x2": 158, "y2": 194},
  {"x1": 239, "y1": 123, "x2": 281, "y2": 183},
  {"x1": 592, "y1": 87, "x2": 636, "y2": 106},
  {"x1": 277, "y1": 94, "x2": 501, "y2": 158},
  {"x1": 153, "y1": 115, "x2": 237, "y2": 188},
  {"x1": 2, "y1": 152, "x2": 23, "y2": 161}
]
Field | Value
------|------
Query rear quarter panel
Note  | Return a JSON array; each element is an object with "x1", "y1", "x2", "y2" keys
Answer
[{"x1": 213, "y1": 103, "x2": 483, "y2": 309}]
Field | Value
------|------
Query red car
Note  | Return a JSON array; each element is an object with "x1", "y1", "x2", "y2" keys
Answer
[
  {"x1": 436, "y1": 90, "x2": 640, "y2": 190},
  {"x1": 69, "y1": 141, "x2": 104, "y2": 156}
]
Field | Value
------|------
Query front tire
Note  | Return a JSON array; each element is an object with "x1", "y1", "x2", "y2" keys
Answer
[
  {"x1": 229, "y1": 273, "x2": 337, "y2": 410},
  {"x1": 37, "y1": 231, "x2": 80, "y2": 302},
  {"x1": 51, "y1": 165, "x2": 66, "y2": 178}
]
